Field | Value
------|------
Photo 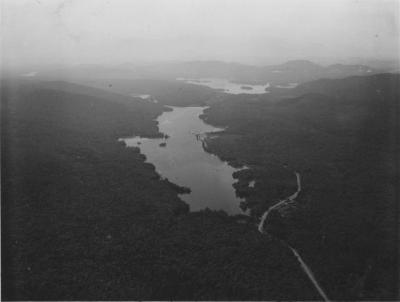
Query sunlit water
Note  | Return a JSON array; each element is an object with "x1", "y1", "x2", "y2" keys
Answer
[
  {"x1": 130, "y1": 94, "x2": 158, "y2": 103},
  {"x1": 177, "y1": 77, "x2": 270, "y2": 94},
  {"x1": 122, "y1": 106, "x2": 247, "y2": 214}
]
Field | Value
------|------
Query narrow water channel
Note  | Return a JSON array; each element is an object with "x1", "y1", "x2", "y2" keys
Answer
[{"x1": 122, "y1": 106, "x2": 246, "y2": 215}]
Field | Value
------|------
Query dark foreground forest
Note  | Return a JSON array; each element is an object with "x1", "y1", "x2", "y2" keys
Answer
[
  {"x1": 1, "y1": 79, "x2": 316, "y2": 300},
  {"x1": 1, "y1": 73, "x2": 399, "y2": 300},
  {"x1": 202, "y1": 73, "x2": 400, "y2": 300}
]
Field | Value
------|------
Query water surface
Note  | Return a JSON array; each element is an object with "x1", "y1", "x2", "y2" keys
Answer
[
  {"x1": 177, "y1": 77, "x2": 270, "y2": 94},
  {"x1": 123, "y1": 106, "x2": 246, "y2": 214},
  {"x1": 130, "y1": 93, "x2": 158, "y2": 103},
  {"x1": 274, "y1": 83, "x2": 298, "y2": 89}
]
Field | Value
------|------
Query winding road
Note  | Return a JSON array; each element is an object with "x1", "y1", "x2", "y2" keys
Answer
[{"x1": 258, "y1": 172, "x2": 330, "y2": 302}]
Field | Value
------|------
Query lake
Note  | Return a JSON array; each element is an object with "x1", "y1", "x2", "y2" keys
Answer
[
  {"x1": 177, "y1": 77, "x2": 270, "y2": 94},
  {"x1": 130, "y1": 94, "x2": 159, "y2": 103},
  {"x1": 122, "y1": 106, "x2": 247, "y2": 214}
]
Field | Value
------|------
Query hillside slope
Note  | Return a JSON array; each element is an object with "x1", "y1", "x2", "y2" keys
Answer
[
  {"x1": 202, "y1": 73, "x2": 399, "y2": 300},
  {"x1": 1, "y1": 79, "x2": 316, "y2": 300},
  {"x1": 35, "y1": 60, "x2": 382, "y2": 87}
]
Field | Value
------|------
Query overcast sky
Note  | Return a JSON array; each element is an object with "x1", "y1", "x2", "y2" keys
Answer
[{"x1": 1, "y1": 0, "x2": 399, "y2": 67}]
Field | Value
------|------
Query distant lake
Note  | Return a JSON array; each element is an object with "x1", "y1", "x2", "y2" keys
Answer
[
  {"x1": 122, "y1": 106, "x2": 246, "y2": 214},
  {"x1": 130, "y1": 93, "x2": 158, "y2": 103},
  {"x1": 274, "y1": 83, "x2": 298, "y2": 89},
  {"x1": 177, "y1": 78, "x2": 270, "y2": 94}
]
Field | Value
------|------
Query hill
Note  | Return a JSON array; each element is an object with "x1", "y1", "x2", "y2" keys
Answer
[
  {"x1": 34, "y1": 60, "x2": 383, "y2": 88},
  {"x1": 201, "y1": 73, "x2": 399, "y2": 300},
  {"x1": 1, "y1": 79, "x2": 316, "y2": 300}
]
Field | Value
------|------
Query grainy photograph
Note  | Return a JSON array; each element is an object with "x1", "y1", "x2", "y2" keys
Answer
[{"x1": 1, "y1": 0, "x2": 399, "y2": 300}]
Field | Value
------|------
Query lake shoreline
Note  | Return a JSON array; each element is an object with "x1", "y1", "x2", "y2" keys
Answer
[{"x1": 121, "y1": 105, "x2": 248, "y2": 215}]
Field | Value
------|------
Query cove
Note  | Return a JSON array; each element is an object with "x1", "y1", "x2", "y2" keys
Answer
[{"x1": 122, "y1": 106, "x2": 246, "y2": 215}]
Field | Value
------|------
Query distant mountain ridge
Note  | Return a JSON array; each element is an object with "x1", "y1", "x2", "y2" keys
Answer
[
  {"x1": 37, "y1": 59, "x2": 386, "y2": 86},
  {"x1": 124, "y1": 59, "x2": 381, "y2": 85}
]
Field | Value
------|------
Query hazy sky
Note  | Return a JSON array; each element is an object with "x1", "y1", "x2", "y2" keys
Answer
[{"x1": 1, "y1": 0, "x2": 399, "y2": 67}]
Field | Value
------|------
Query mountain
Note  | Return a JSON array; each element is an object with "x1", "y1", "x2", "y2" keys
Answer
[
  {"x1": 269, "y1": 59, "x2": 322, "y2": 71},
  {"x1": 34, "y1": 60, "x2": 384, "y2": 87},
  {"x1": 253, "y1": 60, "x2": 378, "y2": 85},
  {"x1": 129, "y1": 60, "x2": 382, "y2": 85}
]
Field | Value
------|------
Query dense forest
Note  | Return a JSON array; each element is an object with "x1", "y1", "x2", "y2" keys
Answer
[
  {"x1": 1, "y1": 79, "x2": 317, "y2": 300},
  {"x1": 3, "y1": 0, "x2": 398, "y2": 299},
  {"x1": 2, "y1": 72, "x2": 398, "y2": 300},
  {"x1": 202, "y1": 73, "x2": 399, "y2": 300}
]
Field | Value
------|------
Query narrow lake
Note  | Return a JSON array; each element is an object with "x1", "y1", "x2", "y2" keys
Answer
[{"x1": 122, "y1": 106, "x2": 246, "y2": 215}]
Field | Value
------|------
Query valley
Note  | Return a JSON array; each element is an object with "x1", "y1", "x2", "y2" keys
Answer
[
  {"x1": 2, "y1": 68, "x2": 399, "y2": 301},
  {"x1": 2, "y1": 1, "x2": 399, "y2": 300}
]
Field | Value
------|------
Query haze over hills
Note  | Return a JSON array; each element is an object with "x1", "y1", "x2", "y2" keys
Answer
[
  {"x1": 32, "y1": 60, "x2": 384, "y2": 86},
  {"x1": 2, "y1": 0, "x2": 399, "y2": 301}
]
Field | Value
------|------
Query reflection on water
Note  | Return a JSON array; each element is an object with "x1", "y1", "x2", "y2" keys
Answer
[
  {"x1": 122, "y1": 106, "x2": 246, "y2": 214},
  {"x1": 177, "y1": 77, "x2": 270, "y2": 94}
]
